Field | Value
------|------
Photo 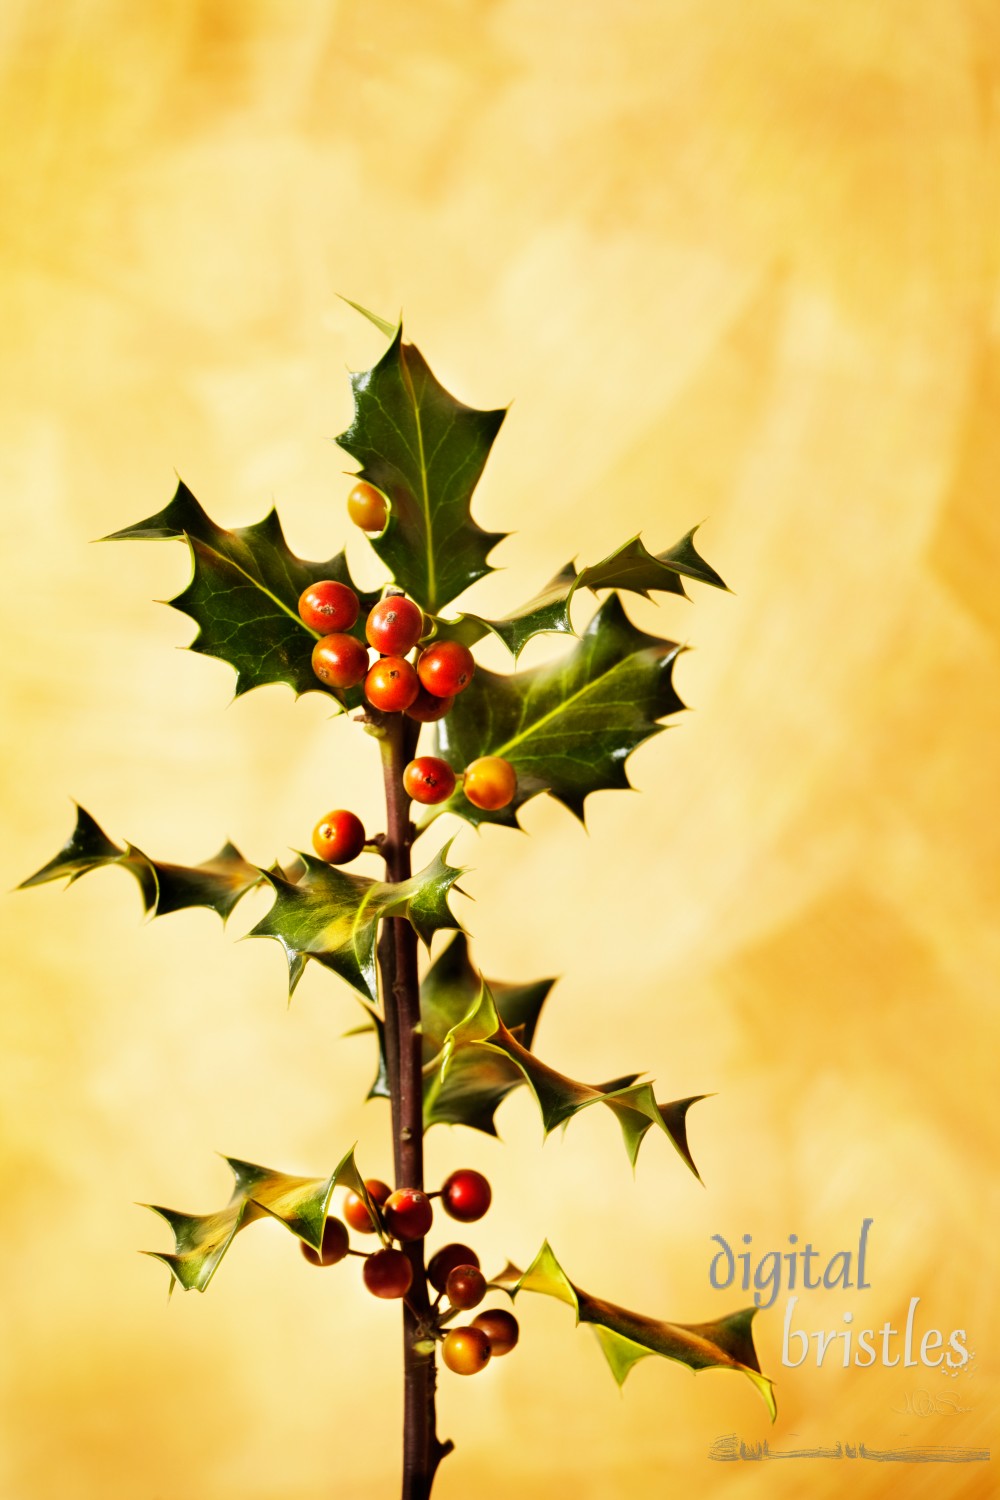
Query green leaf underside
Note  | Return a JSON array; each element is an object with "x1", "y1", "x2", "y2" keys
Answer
[
  {"x1": 450, "y1": 530, "x2": 727, "y2": 660},
  {"x1": 365, "y1": 933, "x2": 556, "y2": 1134},
  {"x1": 18, "y1": 805, "x2": 264, "y2": 920},
  {"x1": 20, "y1": 809, "x2": 465, "y2": 1006},
  {"x1": 336, "y1": 325, "x2": 507, "y2": 614},
  {"x1": 104, "y1": 480, "x2": 379, "y2": 701},
  {"x1": 249, "y1": 844, "x2": 466, "y2": 1004},
  {"x1": 496, "y1": 1242, "x2": 775, "y2": 1419},
  {"x1": 433, "y1": 593, "x2": 686, "y2": 828},
  {"x1": 144, "y1": 1147, "x2": 375, "y2": 1293},
  {"x1": 440, "y1": 981, "x2": 704, "y2": 1174}
]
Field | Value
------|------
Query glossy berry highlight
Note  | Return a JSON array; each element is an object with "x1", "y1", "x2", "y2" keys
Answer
[
  {"x1": 441, "y1": 1325, "x2": 491, "y2": 1376},
  {"x1": 312, "y1": 810, "x2": 366, "y2": 865},
  {"x1": 463, "y1": 756, "x2": 517, "y2": 812},
  {"x1": 363, "y1": 1247, "x2": 413, "y2": 1300},
  {"x1": 441, "y1": 1169, "x2": 492, "y2": 1223},
  {"x1": 347, "y1": 481, "x2": 388, "y2": 532},
  {"x1": 366, "y1": 596, "x2": 424, "y2": 656},
  {"x1": 300, "y1": 1216, "x2": 350, "y2": 1268},
  {"x1": 402, "y1": 757, "x2": 457, "y2": 806},
  {"x1": 472, "y1": 1308, "x2": 520, "y2": 1356},
  {"x1": 298, "y1": 580, "x2": 360, "y2": 634},
  {"x1": 383, "y1": 1188, "x2": 433, "y2": 1242},
  {"x1": 311, "y1": 633, "x2": 369, "y2": 690},
  {"x1": 365, "y1": 656, "x2": 420, "y2": 713},
  {"x1": 416, "y1": 640, "x2": 475, "y2": 698},
  {"x1": 343, "y1": 1178, "x2": 391, "y2": 1234}
]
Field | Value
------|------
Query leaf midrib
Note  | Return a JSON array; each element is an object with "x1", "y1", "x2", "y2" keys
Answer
[
  {"x1": 191, "y1": 535, "x2": 320, "y2": 641},
  {"x1": 399, "y1": 351, "x2": 436, "y2": 610},
  {"x1": 493, "y1": 644, "x2": 667, "y2": 762}
]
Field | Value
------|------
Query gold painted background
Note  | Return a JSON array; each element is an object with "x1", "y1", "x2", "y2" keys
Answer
[{"x1": 1, "y1": 3, "x2": 997, "y2": 1497}]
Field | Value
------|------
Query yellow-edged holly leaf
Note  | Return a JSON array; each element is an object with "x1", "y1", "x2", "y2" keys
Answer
[
  {"x1": 336, "y1": 322, "x2": 507, "y2": 614},
  {"x1": 18, "y1": 804, "x2": 263, "y2": 921},
  {"x1": 432, "y1": 594, "x2": 686, "y2": 828},
  {"x1": 104, "y1": 480, "x2": 379, "y2": 701},
  {"x1": 248, "y1": 843, "x2": 466, "y2": 1003},
  {"x1": 495, "y1": 1242, "x2": 775, "y2": 1419},
  {"x1": 143, "y1": 1147, "x2": 375, "y2": 1292},
  {"x1": 440, "y1": 982, "x2": 705, "y2": 1174}
]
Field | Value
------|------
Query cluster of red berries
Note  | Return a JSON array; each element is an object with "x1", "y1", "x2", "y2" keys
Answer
[
  {"x1": 300, "y1": 1167, "x2": 518, "y2": 1376},
  {"x1": 303, "y1": 575, "x2": 473, "y2": 719}
]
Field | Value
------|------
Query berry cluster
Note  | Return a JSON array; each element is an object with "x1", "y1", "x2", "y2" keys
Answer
[
  {"x1": 301, "y1": 532, "x2": 517, "y2": 863},
  {"x1": 300, "y1": 1168, "x2": 517, "y2": 1376}
]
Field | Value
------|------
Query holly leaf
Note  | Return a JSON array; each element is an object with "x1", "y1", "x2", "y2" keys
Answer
[
  {"x1": 18, "y1": 804, "x2": 263, "y2": 921},
  {"x1": 440, "y1": 982, "x2": 705, "y2": 1174},
  {"x1": 495, "y1": 1242, "x2": 775, "y2": 1419},
  {"x1": 574, "y1": 529, "x2": 728, "y2": 599},
  {"x1": 249, "y1": 843, "x2": 466, "y2": 1004},
  {"x1": 104, "y1": 480, "x2": 379, "y2": 701},
  {"x1": 336, "y1": 325, "x2": 507, "y2": 614},
  {"x1": 363, "y1": 934, "x2": 556, "y2": 1133},
  {"x1": 143, "y1": 1146, "x2": 375, "y2": 1293},
  {"x1": 450, "y1": 529, "x2": 727, "y2": 661},
  {"x1": 433, "y1": 594, "x2": 686, "y2": 828}
]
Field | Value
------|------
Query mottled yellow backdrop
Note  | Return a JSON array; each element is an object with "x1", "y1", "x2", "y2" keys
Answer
[{"x1": 2, "y1": 3, "x2": 997, "y2": 1497}]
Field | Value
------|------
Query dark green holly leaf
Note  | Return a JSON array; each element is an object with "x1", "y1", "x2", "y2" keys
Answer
[
  {"x1": 336, "y1": 326, "x2": 507, "y2": 614},
  {"x1": 18, "y1": 804, "x2": 263, "y2": 921},
  {"x1": 104, "y1": 480, "x2": 379, "y2": 701},
  {"x1": 444, "y1": 528, "x2": 726, "y2": 661},
  {"x1": 575, "y1": 529, "x2": 728, "y2": 599},
  {"x1": 249, "y1": 843, "x2": 466, "y2": 1004},
  {"x1": 362, "y1": 934, "x2": 556, "y2": 1132},
  {"x1": 143, "y1": 1146, "x2": 375, "y2": 1293},
  {"x1": 432, "y1": 594, "x2": 686, "y2": 828},
  {"x1": 440, "y1": 982, "x2": 704, "y2": 1173},
  {"x1": 495, "y1": 1242, "x2": 775, "y2": 1418}
]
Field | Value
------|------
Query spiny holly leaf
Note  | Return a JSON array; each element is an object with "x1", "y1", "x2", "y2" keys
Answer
[
  {"x1": 433, "y1": 594, "x2": 686, "y2": 828},
  {"x1": 451, "y1": 529, "x2": 727, "y2": 660},
  {"x1": 336, "y1": 324, "x2": 507, "y2": 614},
  {"x1": 19, "y1": 804, "x2": 263, "y2": 921},
  {"x1": 495, "y1": 1242, "x2": 775, "y2": 1419},
  {"x1": 440, "y1": 982, "x2": 705, "y2": 1174},
  {"x1": 104, "y1": 480, "x2": 379, "y2": 701},
  {"x1": 143, "y1": 1146, "x2": 375, "y2": 1293},
  {"x1": 364, "y1": 934, "x2": 556, "y2": 1133},
  {"x1": 249, "y1": 843, "x2": 466, "y2": 1004}
]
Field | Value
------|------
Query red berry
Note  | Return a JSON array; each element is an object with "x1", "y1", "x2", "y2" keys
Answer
[
  {"x1": 441, "y1": 1325, "x2": 491, "y2": 1375},
  {"x1": 347, "y1": 481, "x2": 388, "y2": 533},
  {"x1": 312, "y1": 810, "x2": 366, "y2": 864},
  {"x1": 445, "y1": 1265, "x2": 486, "y2": 1310},
  {"x1": 366, "y1": 596, "x2": 424, "y2": 656},
  {"x1": 405, "y1": 687, "x2": 454, "y2": 723},
  {"x1": 363, "y1": 1247, "x2": 413, "y2": 1299},
  {"x1": 300, "y1": 1217, "x2": 350, "y2": 1267},
  {"x1": 416, "y1": 641, "x2": 475, "y2": 698},
  {"x1": 463, "y1": 756, "x2": 517, "y2": 812},
  {"x1": 402, "y1": 757, "x2": 456, "y2": 806},
  {"x1": 383, "y1": 1188, "x2": 433, "y2": 1242},
  {"x1": 311, "y1": 633, "x2": 369, "y2": 690},
  {"x1": 365, "y1": 657, "x2": 420, "y2": 713},
  {"x1": 427, "y1": 1243, "x2": 480, "y2": 1295},
  {"x1": 298, "y1": 580, "x2": 359, "y2": 633},
  {"x1": 472, "y1": 1308, "x2": 519, "y2": 1356},
  {"x1": 441, "y1": 1169, "x2": 492, "y2": 1223},
  {"x1": 343, "y1": 1178, "x2": 391, "y2": 1234}
]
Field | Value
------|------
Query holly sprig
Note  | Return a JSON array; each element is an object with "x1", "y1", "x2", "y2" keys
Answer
[{"x1": 21, "y1": 306, "x2": 774, "y2": 1493}]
